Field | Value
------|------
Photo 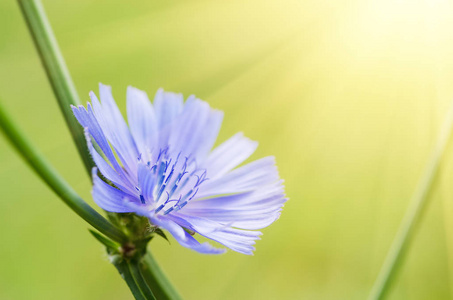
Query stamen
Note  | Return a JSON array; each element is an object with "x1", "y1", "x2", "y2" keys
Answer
[
  {"x1": 154, "y1": 192, "x2": 170, "y2": 213},
  {"x1": 180, "y1": 188, "x2": 194, "y2": 203},
  {"x1": 142, "y1": 148, "x2": 209, "y2": 216},
  {"x1": 174, "y1": 188, "x2": 198, "y2": 212},
  {"x1": 156, "y1": 183, "x2": 166, "y2": 201},
  {"x1": 164, "y1": 159, "x2": 171, "y2": 172},
  {"x1": 176, "y1": 201, "x2": 188, "y2": 210},
  {"x1": 168, "y1": 183, "x2": 178, "y2": 198},
  {"x1": 156, "y1": 161, "x2": 167, "y2": 187},
  {"x1": 188, "y1": 188, "x2": 199, "y2": 201},
  {"x1": 154, "y1": 204, "x2": 165, "y2": 214},
  {"x1": 163, "y1": 207, "x2": 174, "y2": 215},
  {"x1": 194, "y1": 170, "x2": 208, "y2": 187}
]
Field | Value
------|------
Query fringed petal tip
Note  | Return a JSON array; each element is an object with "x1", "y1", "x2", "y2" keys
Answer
[
  {"x1": 99, "y1": 82, "x2": 111, "y2": 90},
  {"x1": 70, "y1": 104, "x2": 86, "y2": 114},
  {"x1": 91, "y1": 166, "x2": 98, "y2": 177}
]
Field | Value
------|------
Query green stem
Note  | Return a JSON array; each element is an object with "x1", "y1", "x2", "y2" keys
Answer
[
  {"x1": 16, "y1": 0, "x2": 93, "y2": 174},
  {"x1": 114, "y1": 260, "x2": 147, "y2": 300},
  {"x1": 368, "y1": 100, "x2": 453, "y2": 300},
  {"x1": 141, "y1": 251, "x2": 182, "y2": 300},
  {"x1": 0, "y1": 101, "x2": 127, "y2": 244},
  {"x1": 129, "y1": 261, "x2": 157, "y2": 300}
]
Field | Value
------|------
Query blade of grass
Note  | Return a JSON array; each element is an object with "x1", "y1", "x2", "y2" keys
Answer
[
  {"x1": 0, "y1": 100, "x2": 127, "y2": 244},
  {"x1": 368, "y1": 99, "x2": 453, "y2": 299},
  {"x1": 16, "y1": 0, "x2": 93, "y2": 174}
]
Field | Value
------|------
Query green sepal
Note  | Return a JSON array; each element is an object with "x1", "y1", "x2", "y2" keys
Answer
[
  {"x1": 154, "y1": 228, "x2": 169, "y2": 243},
  {"x1": 89, "y1": 229, "x2": 120, "y2": 254}
]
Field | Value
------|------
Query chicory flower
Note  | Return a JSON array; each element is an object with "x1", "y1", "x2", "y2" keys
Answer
[{"x1": 72, "y1": 84, "x2": 286, "y2": 255}]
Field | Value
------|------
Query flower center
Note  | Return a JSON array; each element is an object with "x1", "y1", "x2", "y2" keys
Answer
[{"x1": 136, "y1": 148, "x2": 208, "y2": 216}]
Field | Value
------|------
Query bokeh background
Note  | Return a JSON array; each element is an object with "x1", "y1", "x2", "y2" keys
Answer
[{"x1": 2, "y1": 0, "x2": 453, "y2": 299}]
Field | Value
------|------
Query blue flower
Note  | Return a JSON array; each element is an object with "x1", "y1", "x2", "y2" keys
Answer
[{"x1": 72, "y1": 84, "x2": 287, "y2": 255}]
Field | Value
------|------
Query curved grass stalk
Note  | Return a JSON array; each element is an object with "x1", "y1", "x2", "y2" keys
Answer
[
  {"x1": 0, "y1": 101, "x2": 127, "y2": 244},
  {"x1": 368, "y1": 100, "x2": 453, "y2": 299},
  {"x1": 17, "y1": 0, "x2": 93, "y2": 174}
]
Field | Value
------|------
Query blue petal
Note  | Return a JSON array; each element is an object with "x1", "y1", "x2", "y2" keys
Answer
[
  {"x1": 91, "y1": 84, "x2": 139, "y2": 175},
  {"x1": 193, "y1": 109, "x2": 223, "y2": 162},
  {"x1": 127, "y1": 86, "x2": 158, "y2": 161},
  {"x1": 137, "y1": 163, "x2": 156, "y2": 203},
  {"x1": 71, "y1": 103, "x2": 125, "y2": 176},
  {"x1": 190, "y1": 183, "x2": 286, "y2": 211},
  {"x1": 184, "y1": 172, "x2": 286, "y2": 230},
  {"x1": 204, "y1": 227, "x2": 260, "y2": 255},
  {"x1": 166, "y1": 96, "x2": 223, "y2": 161},
  {"x1": 168, "y1": 214, "x2": 260, "y2": 255},
  {"x1": 202, "y1": 132, "x2": 258, "y2": 179},
  {"x1": 84, "y1": 128, "x2": 137, "y2": 196},
  {"x1": 179, "y1": 207, "x2": 282, "y2": 230},
  {"x1": 167, "y1": 132, "x2": 284, "y2": 231},
  {"x1": 92, "y1": 168, "x2": 138, "y2": 213},
  {"x1": 150, "y1": 215, "x2": 226, "y2": 254},
  {"x1": 153, "y1": 89, "x2": 184, "y2": 151},
  {"x1": 198, "y1": 156, "x2": 279, "y2": 198},
  {"x1": 153, "y1": 89, "x2": 184, "y2": 130}
]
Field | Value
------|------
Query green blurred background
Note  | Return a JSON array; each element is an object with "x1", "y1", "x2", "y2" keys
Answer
[{"x1": 1, "y1": 0, "x2": 453, "y2": 299}]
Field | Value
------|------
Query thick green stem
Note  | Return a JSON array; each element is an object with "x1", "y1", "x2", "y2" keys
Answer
[
  {"x1": 0, "y1": 101, "x2": 127, "y2": 244},
  {"x1": 368, "y1": 101, "x2": 453, "y2": 299},
  {"x1": 114, "y1": 260, "x2": 147, "y2": 300},
  {"x1": 17, "y1": 0, "x2": 93, "y2": 174},
  {"x1": 141, "y1": 251, "x2": 182, "y2": 300},
  {"x1": 129, "y1": 261, "x2": 157, "y2": 300}
]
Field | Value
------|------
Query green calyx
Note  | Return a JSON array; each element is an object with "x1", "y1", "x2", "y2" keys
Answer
[{"x1": 91, "y1": 212, "x2": 168, "y2": 263}]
